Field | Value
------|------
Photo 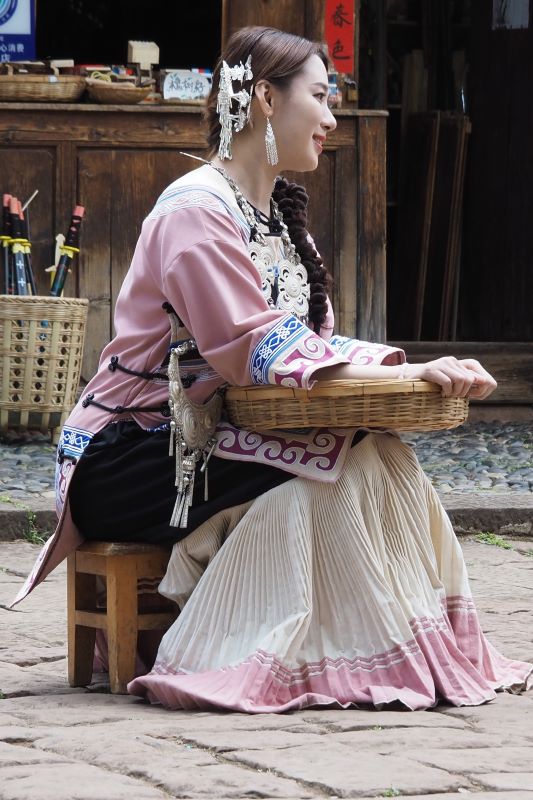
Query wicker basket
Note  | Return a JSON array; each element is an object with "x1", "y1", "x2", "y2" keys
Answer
[
  {"x1": 0, "y1": 295, "x2": 88, "y2": 438},
  {"x1": 225, "y1": 379, "x2": 469, "y2": 433},
  {"x1": 85, "y1": 78, "x2": 153, "y2": 105},
  {"x1": 0, "y1": 74, "x2": 86, "y2": 103}
]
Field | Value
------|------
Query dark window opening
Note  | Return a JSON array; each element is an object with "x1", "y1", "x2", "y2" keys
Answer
[{"x1": 36, "y1": 0, "x2": 222, "y2": 70}]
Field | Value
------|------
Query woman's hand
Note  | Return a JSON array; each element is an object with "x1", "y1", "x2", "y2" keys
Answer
[
  {"x1": 404, "y1": 357, "x2": 497, "y2": 400},
  {"x1": 457, "y1": 358, "x2": 498, "y2": 400}
]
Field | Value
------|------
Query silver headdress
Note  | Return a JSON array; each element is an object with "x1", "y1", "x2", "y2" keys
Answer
[{"x1": 217, "y1": 55, "x2": 253, "y2": 160}]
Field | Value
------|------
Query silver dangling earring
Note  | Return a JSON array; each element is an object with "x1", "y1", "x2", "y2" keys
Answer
[{"x1": 265, "y1": 118, "x2": 279, "y2": 166}]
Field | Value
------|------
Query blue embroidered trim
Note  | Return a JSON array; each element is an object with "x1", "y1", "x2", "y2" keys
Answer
[
  {"x1": 250, "y1": 315, "x2": 308, "y2": 385},
  {"x1": 58, "y1": 425, "x2": 94, "y2": 460},
  {"x1": 329, "y1": 335, "x2": 353, "y2": 355},
  {"x1": 147, "y1": 422, "x2": 171, "y2": 433}
]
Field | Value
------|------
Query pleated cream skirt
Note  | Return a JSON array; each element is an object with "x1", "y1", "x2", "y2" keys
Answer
[{"x1": 128, "y1": 432, "x2": 532, "y2": 712}]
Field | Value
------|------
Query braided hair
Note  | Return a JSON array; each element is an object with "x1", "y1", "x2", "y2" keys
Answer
[{"x1": 272, "y1": 177, "x2": 332, "y2": 332}]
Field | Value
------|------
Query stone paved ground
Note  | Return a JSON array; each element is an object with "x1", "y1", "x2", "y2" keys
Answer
[{"x1": 1, "y1": 537, "x2": 532, "y2": 800}]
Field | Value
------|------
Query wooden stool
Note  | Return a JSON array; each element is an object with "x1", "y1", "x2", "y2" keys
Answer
[{"x1": 67, "y1": 541, "x2": 177, "y2": 694}]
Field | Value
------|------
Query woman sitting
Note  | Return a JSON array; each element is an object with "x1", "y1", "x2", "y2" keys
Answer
[{"x1": 16, "y1": 26, "x2": 532, "y2": 712}]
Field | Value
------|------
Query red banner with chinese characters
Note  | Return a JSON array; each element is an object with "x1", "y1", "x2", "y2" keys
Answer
[{"x1": 325, "y1": 0, "x2": 355, "y2": 75}]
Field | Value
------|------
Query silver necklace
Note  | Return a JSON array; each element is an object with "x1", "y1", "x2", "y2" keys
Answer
[{"x1": 209, "y1": 163, "x2": 310, "y2": 322}]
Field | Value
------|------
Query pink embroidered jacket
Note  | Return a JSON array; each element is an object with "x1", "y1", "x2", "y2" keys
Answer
[{"x1": 12, "y1": 164, "x2": 404, "y2": 606}]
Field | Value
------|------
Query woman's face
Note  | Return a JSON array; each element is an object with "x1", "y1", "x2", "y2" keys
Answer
[{"x1": 270, "y1": 54, "x2": 337, "y2": 173}]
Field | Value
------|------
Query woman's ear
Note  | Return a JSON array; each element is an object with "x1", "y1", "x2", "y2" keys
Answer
[{"x1": 254, "y1": 79, "x2": 274, "y2": 117}]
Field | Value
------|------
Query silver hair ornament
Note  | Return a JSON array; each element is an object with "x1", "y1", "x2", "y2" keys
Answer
[{"x1": 217, "y1": 55, "x2": 253, "y2": 160}]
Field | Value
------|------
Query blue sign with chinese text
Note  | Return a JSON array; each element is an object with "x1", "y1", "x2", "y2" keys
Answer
[{"x1": 0, "y1": 0, "x2": 35, "y2": 62}]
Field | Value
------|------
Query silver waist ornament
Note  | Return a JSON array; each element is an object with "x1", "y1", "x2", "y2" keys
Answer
[
  {"x1": 167, "y1": 312, "x2": 224, "y2": 528},
  {"x1": 217, "y1": 55, "x2": 253, "y2": 160}
]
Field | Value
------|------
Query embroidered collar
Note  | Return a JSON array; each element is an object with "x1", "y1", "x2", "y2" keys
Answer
[{"x1": 209, "y1": 163, "x2": 310, "y2": 323}]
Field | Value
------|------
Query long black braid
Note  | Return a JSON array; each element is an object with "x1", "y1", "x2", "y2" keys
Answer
[{"x1": 272, "y1": 177, "x2": 332, "y2": 333}]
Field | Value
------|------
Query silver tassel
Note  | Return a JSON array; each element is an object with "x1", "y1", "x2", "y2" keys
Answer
[
  {"x1": 203, "y1": 465, "x2": 209, "y2": 503},
  {"x1": 168, "y1": 419, "x2": 175, "y2": 456},
  {"x1": 181, "y1": 479, "x2": 194, "y2": 528},
  {"x1": 217, "y1": 61, "x2": 233, "y2": 161},
  {"x1": 175, "y1": 436, "x2": 184, "y2": 488},
  {"x1": 170, "y1": 487, "x2": 189, "y2": 528},
  {"x1": 170, "y1": 491, "x2": 186, "y2": 528},
  {"x1": 170, "y1": 453, "x2": 197, "y2": 528},
  {"x1": 218, "y1": 111, "x2": 233, "y2": 160},
  {"x1": 200, "y1": 438, "x2": 217, "y2": 502},
  {"x1": 265, "y1": 118, "x2": 278, "y2": 166}
]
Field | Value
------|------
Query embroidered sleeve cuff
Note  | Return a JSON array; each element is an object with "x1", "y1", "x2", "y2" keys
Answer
[
  {"x1": 328, "y1": 335, "x2": 406, "y2": 367},
  {"x1": 250, "y1": 315, "x2": 349, "y2": 389}
]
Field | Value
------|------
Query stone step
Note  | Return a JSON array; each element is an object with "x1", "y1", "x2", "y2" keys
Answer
[
  {"x1": 1, "y1": 493, "x2": 532, "y2": 542},
  {"x1": 441, "y1": 492, "x2": 533, "y2": 537}
]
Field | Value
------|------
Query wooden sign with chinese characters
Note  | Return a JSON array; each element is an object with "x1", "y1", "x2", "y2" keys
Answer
[
  {"x1": 325, "y1": 0, "x2": 355, "y2": 75},
  {"x1": 160, "y1": 70, "x2": 211, "y2": 103}
]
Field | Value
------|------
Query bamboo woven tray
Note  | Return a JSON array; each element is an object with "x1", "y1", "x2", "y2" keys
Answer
[
  {"x1": 225, "y1": 379, "x2": 469, "y2": 432},
  {"x1": 85, "y1": 78, "x2": 153, "y2": 104},
  {"x1": 0, "y1": 74, "x2": 86, "y2": 102},
  {"x1": 0, "y1": 295, "x2": 88, "y2": 438}
]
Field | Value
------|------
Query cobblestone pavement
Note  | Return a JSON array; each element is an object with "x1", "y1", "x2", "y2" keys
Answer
[
  {"x1": 404, "y1": 421, "x2": 533, "y2": 494},
  {"x1": 1, "y1": 537, "x2": 532, "y2": 799},
  {"x1": 0, "y1": 421, "x2": 532, "y2": 504}
]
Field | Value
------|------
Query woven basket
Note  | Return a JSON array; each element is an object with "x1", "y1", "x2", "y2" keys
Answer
[
  {"x1": 0, "y1": 74, "x2": 86, "y2": 103},
  {"x1": 85, "y1": 79, "x2": 152, "y2": 105},
  {"x1": 225, "y1": 379, "x2": 469, "y2": 432},
  {"x1": 0, "y1": 295, "x2": 88, "y2": 438}
]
